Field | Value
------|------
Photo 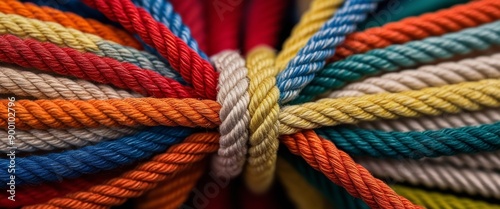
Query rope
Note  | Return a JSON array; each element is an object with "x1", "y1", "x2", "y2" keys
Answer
[
  {"x1": 81, "y1": 0, "x2": 218, "y2": 99},
  {"x1": 393, "y1": 185, "x2": 500, "y2": 209},
  {"x1": 169, "y1": 0, "x2": 207, "y2": 53},
  {"x1": 425, "y1": 151, "x2": 500, "y2": 171},
  {"x1": 281, "y1": 130, "x2": 421, "y2": 209},
  {"x1": 358, "y1": 108, "x2": 500, "y2": 131},
  {"x1": 279, "y1": 79, "x2": 500, "y2": 134},
  {"x1": 275, "y1": 0, "x2": 380, "y2": 103},
  {"x1": 0, "y1": 34, "x2": 196, "y2": 98},
  {"x1": 0, "y1": 0, "x2": 141, "y2": 49},
  {"x1": 333, "y1": 0, "x2": 500, "y2": 60},
  {"x1": 243, "y1": 0, "x2": 288, "y2": 53},
  {"x1": 277, "y1": 158, "x2": 334, "y2": 209},
  {"x1": 0, "y1": 127, "x2": 137, "y2": 153},
  {"x1": 326, "y1": 54, "x2": 500, "y2": 98},
  {"x1": 23, "y1": 132, "x2": 219, "y2": 209},
  {"x1": 0, "y1": 12, "x2": 181, "y2": 80},
  {"x1": 244, "y1": 47, "x2": 280, "y2": 193},
  {"x1": 0, "y1": 127, "x2": 193, "y2": 186},
  {"x1": 204, "y1": 0, "x2": 244, "y2": 55},
  {"x1": 296, "y1": 20, "x2": 500, "y2": 103},
  {"x1": 275, "y1": 0, "x2": 342, "y2": 70},
  {"x1": 0, "y1": 98, "x2": 220, "y2": 130},
  {"x1": 358, "y1": 157, "x2": 500, "y2": 198},
  {"x1": 0, "y1": 65, "x2": 140, "y2": 100},
  {"x1": 136, "y1": 162, "x2": 206, "y2": 209},
  {"x1": 315, "y1": 121, "x2": 500, "y2": 158},
  {"x1": 131, "y1": 0, "x2": 208, "y2": 59},
  {"x1": 211, "y1": 51, "x2": 250, "y2": 178}
]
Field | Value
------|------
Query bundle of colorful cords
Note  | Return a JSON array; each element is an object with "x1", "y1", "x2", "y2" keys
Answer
[{"x1": 1, "y1": 0, "x2": 500, "y2": 208}]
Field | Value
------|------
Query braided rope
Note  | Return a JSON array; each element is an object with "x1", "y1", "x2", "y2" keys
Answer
[
  {"x1": 0, "y1": 65, "x2": 140, "y2": 100},
  {"x1": 136, "y1": 162, "x2": 206, "y2": 209},
  {"x1": 275, "y1": 0, "x2": 342, "y2": 70},
  {"x1": 276, "y1": 0, "x2": 379, "y2": 103},
  {"x1": 315, "y1": 122, "x2": 500, "y2": 159},
  {"x1": 296, "y1": 22, "x2": 500, "y2": 102},
  {"x1": 211, "y1": 51, "x2": 250, "y2": 178},
  {"x1": 280, "y1": 79, "x2": 500, "y2": 134},
  {"x1": 393, "y1": 185, "x2": 500, "y2": 209},
  {"x1": 332, "y1": 0, "x2": 500, "y2": 60},
  {"x1": 0, "y1": 12, "x2": 181, "y2": 80},
  {"x1": 0, "y1": 127, "x2": 137, "y2": 153},
  {"x1": 81, "y1": 0, "x2": 218, "y2": 99},
  {"x1": 277, "y1": 158, "x2": 333, "y2": 209},
  {"x1": 23, "y1": 132, "x2": 219, "y2": 209},
  {"x1": 358, "y1": 157, "x2": 500, "y2": 198},
  {"x1": 0, "y1": 127, "x2": 193, "y2": 186},
  {"x1": 296, "y1": 20, "x2": 500, "y2": 103},
  {"x1": 326, "y1": 54, "x2": 500, "y2": 98},
  {"x1": 131, "y1": 0, "x2": 207, "y2": 59},
  {"x1": 244, "y1": 47, "x2": 280, "y2": 193},
  {"x1": 0, "y1": 98, "x2": 220, "y2": 130},
  {"x1": 0, "y1": 34, "x2": 196, "y2": 98},
  {"x1": 281, "y1": 130, "x2": 421, "y2": 209},
  {"x1": 0, "y1": 0, "x2": 141, "y2": 49}
]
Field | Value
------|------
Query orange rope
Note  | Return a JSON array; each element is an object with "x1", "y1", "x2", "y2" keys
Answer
[
  {"x1": 332, "y1": 0, "x2": 500, "y2": 60},
  {"x1": 0, "y1": 98, "x2": 221, "y2": 130},
  {"x1": 281, "y1": 130, "x2": 423, "y2": 209},
  {"x1": 0, "y1": 0, "x2": 142, "y2": 49},
  {"x1": 136, "y1": 162, "x2": 206, "y2": 209},
  {"x1": 23, "y1": 132, "x2": 219, "y2": 209}
]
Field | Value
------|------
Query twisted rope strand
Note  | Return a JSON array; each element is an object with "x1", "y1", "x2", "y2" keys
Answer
[
  {"x1": 0, "y1": 34, "x2": 196, "y2": 98},
  {"x1": 0, "y1": 12, "x2": 181, "y2": 80},
  {"x1": 275, "y1": 0, "x2": 342, "y2": 70},
  {"x1": 326, "y1": 54, "x2": 500, "y2": 98},
  {"x1": 296, "y1": 20, "x2": 500, "y2": 103},
  {"x1": 81, "y1": 0, "x2": 218, "y2": 99},
  {"x1": 244, "y1": 47, "x2": 280, "y2": 193},
  {"x1": 0, "y1": 127, "x2": 193, "y2": 186},
  {"x1": 0, "y1": 127, "x2": 138, "y2": 153},
  {"x1": 211, "y1": 51, "x2": 250, "y2": 178},
  {"x1": 23, "y1": 132, "x2": 219, "y2": 209},
  {"x1": 0, "y1": 98, "x2": 220, "y2": 130},
  {"x1": 0, "y1": 0, "x2": 141, "y2": 49},
  {"x1": 281, "y1": 130, "x2": 422, "y2": 209},
  {"x1": 279, "y1": 79, "x2": 500, "y2": 134},
  {"x1": 359, "y1": 158, "x2": 500, "y2": 198},
  {"x1": 332, "y1": 0, "x2": 500, "y2": 60},
  {"x1": 276, "y1": 0, "x2": 380, "y2": 103},
  {"x1": 132, "y1": 0, "x2": 207, "y2": 59},
  {"x1": 205, "y1": 0, "x2": 244, "y2": 55},
  {"x1": 425, "y1": 151, "x2": 500, "y2": 171},
  {"x1": 0, "y1": 65, "x2": 140, "y2": 100},
  {"x1": 315, "y1": 121, "x2": 500, "y2": 159}
]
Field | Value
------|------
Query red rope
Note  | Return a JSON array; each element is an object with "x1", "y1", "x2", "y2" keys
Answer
[
  {"x1": 170, "y1": 0, "x2": 207, "y2": 52},
  {"x1": 0, "y1": 34, "x2": 196, "y2": 98},
  {"x1": 82, "y1": 0, "x2": 218, "y2": 99},
  {"x1": 204, "y1": 0, "x2": 244, "y2": 55}
]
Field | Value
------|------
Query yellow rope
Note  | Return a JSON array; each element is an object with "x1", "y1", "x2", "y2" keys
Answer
[
  {"x1": 275, "y1": 0, "x2": 343, "y2": 70},
  {"x1": 277, "y1": 158, "x2": 334, "y2": 209},
  {"x1": 244, "y1": 46, "x2": 281, "y2": 193},
  {"x1": 279, "y1": 79, "x2": 500, "y2": 134}
]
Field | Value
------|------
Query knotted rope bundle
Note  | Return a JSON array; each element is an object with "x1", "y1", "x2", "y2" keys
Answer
[{"x1": 2, "y1": 0, "x2": 500, "y2": 209}]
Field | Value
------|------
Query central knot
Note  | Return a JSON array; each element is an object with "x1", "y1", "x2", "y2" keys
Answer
[{"x1": 211, "y1": 47, "x2": 281, "y2": 194}]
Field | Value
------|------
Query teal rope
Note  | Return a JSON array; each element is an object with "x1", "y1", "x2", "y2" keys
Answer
[
  {"x1": 315, "y1": 122, "x2": 500, "y2": 159},
  {"x1": 276, "y1": 0, "x2": 381, "y2": 103},
  {"x1": 293, "y1": 20, "x2": 500, "y2": 103}
]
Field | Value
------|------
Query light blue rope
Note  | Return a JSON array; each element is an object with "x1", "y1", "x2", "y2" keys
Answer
[
  {"x1": 132, "y1": 0, "x2": 208, "y2": 60},
  {"x1": 315, "y1": 122, "x2": 500, "y2": 159},
  {"x1": 293, "y1": 20, "x2": 500, "y2": 103},
  {"x1": 276, "y1": 0, "x2": 381, "y2": 103},
  {"x1": 0, "y1": 127, "x2": 192, "y2": 187}
]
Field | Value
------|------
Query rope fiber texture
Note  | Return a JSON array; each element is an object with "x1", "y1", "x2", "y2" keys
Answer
[
  {"x1": 211, "y1": 51, "x2": 250, "y2": 178},
  {"x1": 81, "y1": 0, "x2": 218, "y2": 99},
  {"x1": 295, "y1": 20, "x2": 500, "y2": 103}
]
